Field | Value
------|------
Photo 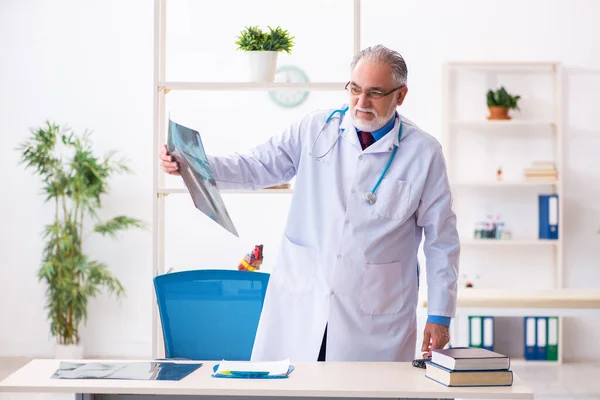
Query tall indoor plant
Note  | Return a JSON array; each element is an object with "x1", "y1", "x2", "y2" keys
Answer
[
  {"x1": 235, "y1": 25, "x2": 294, "y2": 82},
  {"x1": 17, "y1": 121, "x2": 144, "y2": 358}
]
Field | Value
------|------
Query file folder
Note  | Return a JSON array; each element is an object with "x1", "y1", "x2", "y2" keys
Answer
[
  {"x1": 547, "y1": 316, "x2": 559, "y2": 361},
  {"x1": 524, "y1": 317, "x2": 536, "y2": 360},
  {"x1": 212, "y1": 360, "x2": 294, "y2": 379},
  {"x1": 536, "y1": 317, "x2": 547, "y2": 360},
  {"x1": 469, "y1": 316, "x2": 482, "y2": 348},
  {"x1": 483, "y1": 316, "x2": 494, "y2": 351},
  {"x1": 539, "y1": 194, "x2": 559, "y2": 239}
]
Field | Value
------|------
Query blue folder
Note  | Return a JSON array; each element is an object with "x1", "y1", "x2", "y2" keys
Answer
[
  {"x1": 539, "y1": 194, "x2": 559, "y2": 239},
  {"x1": 212, "y1": 364, "x2": 295, "y2": 379}
]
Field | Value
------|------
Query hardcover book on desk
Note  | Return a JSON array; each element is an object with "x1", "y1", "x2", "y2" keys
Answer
[
  {"x1": 426, "y1": 348, "x2": 513, "y2": 387},
  {"x1": 425, "y1": 362, "x2": 513, "y2": 387},
  {"x1": 431, "y1": 348, "x2": 511, "y2": 371}
]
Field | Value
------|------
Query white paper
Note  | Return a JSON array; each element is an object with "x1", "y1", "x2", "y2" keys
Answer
[{"x1": 216, "y1": 359, "x2": 290, "y2": 376}]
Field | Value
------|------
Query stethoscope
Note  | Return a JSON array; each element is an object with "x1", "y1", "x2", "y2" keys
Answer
[{"x1": 309, "y1": 106, "x2": 403, "y2": 205}]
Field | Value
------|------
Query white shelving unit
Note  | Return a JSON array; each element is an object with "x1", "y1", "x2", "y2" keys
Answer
[
  {"x1": 442, "y1": 61, "x2": 565, "y2": 362},
  {"x1": 151, "y1": 0, "x2": 361, "y2": 359}
]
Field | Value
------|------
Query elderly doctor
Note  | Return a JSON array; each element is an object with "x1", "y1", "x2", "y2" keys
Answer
[{"x1": 160, "y1": 44, "x2": 460, "y2": 362}]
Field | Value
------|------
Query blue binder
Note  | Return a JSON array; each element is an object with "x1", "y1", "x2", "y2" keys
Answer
[
  {"x1": 482, "y1": 316, "x2": 494, "y2": 352},
  {"x1": 539, "y1": 194, "x2": 559, "y2": 239},
  {"x1": 536, "y1": 317, "x2": 547, "y2": 360},
  {"x1": 524, "y1": 317, "x2": 537, "y2": 360}
]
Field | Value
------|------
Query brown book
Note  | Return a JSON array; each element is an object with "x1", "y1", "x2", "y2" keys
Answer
[{"x1": 425, "y1": 361, "x2": 513, "y2": 387}]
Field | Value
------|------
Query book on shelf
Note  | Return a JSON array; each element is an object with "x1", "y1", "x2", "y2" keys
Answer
[{"x1": 524, "y1": 161, "x2": 557, "y2": 181}]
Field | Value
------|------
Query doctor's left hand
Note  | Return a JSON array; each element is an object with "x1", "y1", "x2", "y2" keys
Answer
[{"x1": 421, "y1": 322, "x2": 450, "y2": 358}]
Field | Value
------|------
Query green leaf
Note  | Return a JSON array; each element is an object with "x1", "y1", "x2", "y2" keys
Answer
[
  {"x1": 235, "y1": 25, "x2": 294, "y2": 54},
  {"x1": 16, "y1": 121, "x2": 145, "y2": 345},
  {"x1": 485, "y1": 86, "x2": 521, "y2": 110},
  {"x1": 94, "y1": 216, "x2": 145, "y2": 237}
]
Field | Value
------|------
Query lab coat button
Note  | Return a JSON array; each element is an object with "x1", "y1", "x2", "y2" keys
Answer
[
  {"x1": 345, "y1": 220, "x2": 349, "y2": 224},
  {"x1": 359, "y1": 155, "x2": 363, "y2": 160},
  {"x1": 330, "y1": 290, "x2": 335, "y2": 296},
  {"x1": 337, "y1": 254, "x2": 341, "y2": 259},
  {"x1": 351, "y1": 189, "x2": 356, "y2": 194}
]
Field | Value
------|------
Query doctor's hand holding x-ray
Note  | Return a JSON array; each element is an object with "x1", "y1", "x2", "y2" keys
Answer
[{"x1": 160, "y1": 44, "x2": 459, "y2": 362}]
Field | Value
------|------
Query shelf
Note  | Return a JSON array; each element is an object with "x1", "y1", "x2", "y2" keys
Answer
[
  {"x1": 420, "y1": 289, "x2": 600, "y2": 309},
  {"x1": 449, "y1": 120, "x2": 555, "y2": 128},
  {"x1": 158, "y1": 188, "x2": 293, "y2": 194},
  {"x1": 446, "y1": 61, "x2": 559, "y2": 69},
  {"x1": 451, "y1": 180, "x2": 558, "y2": 187},
  {"x1": 461, "y1": 239, "x2": 558, "y2": 246},
  {"x1": 157, "y1": 81, "x2": 346, "y2": 92}
]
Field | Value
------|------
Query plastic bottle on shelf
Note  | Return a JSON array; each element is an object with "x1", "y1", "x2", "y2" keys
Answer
[{"x1": 496, "y1": 221, "x2": 504, "y2": 239}]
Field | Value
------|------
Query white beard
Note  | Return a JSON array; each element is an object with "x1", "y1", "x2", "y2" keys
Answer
[{"x1": 350, "y1": 99, "x2": 398, "y2": 132}]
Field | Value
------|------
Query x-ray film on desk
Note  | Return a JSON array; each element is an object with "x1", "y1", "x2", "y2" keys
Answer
[{"x1": 51, "y1": 361, "x2": 202, "y2": 381}]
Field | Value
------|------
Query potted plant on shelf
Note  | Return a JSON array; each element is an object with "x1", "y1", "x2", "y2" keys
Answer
[
  {"x1": 235, "y1": 25, "x2": 294, "y2": 82},
  {"x1": 486, "y1": 86, "x2": 521, "y2": 120},
  {"x1": 17, "y1": 121, "x2": 144, "y2": 359}
]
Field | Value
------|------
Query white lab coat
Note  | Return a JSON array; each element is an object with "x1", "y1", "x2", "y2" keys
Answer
[{"x1": 208, "y1": 106, "x2": 460, "y2": 362}]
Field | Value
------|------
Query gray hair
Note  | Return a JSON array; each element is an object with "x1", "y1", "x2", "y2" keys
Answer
[{"x1": 350, "y1": 45, "x2": 408, "y2": 87}]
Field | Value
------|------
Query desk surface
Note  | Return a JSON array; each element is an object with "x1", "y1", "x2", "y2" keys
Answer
[{"x1": 0, "y1": 359, "x2": 533, "y2": 399}]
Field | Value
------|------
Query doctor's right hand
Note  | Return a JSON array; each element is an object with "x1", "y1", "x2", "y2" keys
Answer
[{"x1": 160, "y1": 144, "x2": 180, "y2": 176}]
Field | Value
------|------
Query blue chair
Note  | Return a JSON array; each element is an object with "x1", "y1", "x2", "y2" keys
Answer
[{"x1": 153, "y1": 269, "x2": 269, "y2": 361}]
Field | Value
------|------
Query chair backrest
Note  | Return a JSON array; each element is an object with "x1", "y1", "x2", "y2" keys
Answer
[{"x1": 153, "y1": 269, "x2": 269, "y2": 361}]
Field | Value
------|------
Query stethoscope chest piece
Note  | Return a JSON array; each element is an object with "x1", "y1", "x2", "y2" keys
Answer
[{"x1": 364, "y1": 191, "x2": 377, "y2": 205}]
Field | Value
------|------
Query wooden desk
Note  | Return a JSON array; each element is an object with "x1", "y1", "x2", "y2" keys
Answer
[{"x1": 0, "y1": 359, "x2": 533, "y2": 400}]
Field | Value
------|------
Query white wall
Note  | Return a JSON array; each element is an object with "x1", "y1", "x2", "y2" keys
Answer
[{"x1": 1, "y1": 0, "x2": 598, "y2": 360}]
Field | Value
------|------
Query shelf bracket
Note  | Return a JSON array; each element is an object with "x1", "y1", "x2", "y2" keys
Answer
[
  {"x1": 157, "y1": 192, "x2": 170, "y2": 198},
  {"x1": 158, "y1": 86, "x2": 171, "y2": 95}
]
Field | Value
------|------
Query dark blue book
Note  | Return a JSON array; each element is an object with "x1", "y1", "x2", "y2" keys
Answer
[{"x1": 431, "y1": 347, "x2": 510, "y2": 371}]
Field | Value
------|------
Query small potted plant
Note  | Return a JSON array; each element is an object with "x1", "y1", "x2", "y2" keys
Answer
[
  {"x1": 486, "y1": 86, "x2": 521, "y2": 120},
  {"x1": 235, "y1": 25, "x2": 294, "y2": 82}
]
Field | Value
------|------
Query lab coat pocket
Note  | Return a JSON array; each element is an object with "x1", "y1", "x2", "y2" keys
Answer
[
  {"x1": 274, "y1": 235, "x2": 316, "y2": 295},
  {"x1": 373, "y1": 179, "x2": 411, "y2": 221},
  {"x1": 360, "y1": 261, "x2": 405, "y2": 315}
]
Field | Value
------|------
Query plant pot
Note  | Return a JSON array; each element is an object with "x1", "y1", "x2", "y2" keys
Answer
[
  {"x1": 55, "y1": 343, "x2": 84, "y2": 360},
  {"x1": 245, "y1": 51, "x2": 278, "y2": 82},
  {"x1": 487, "y1": 106, "x2": 511, "y2": 120}
]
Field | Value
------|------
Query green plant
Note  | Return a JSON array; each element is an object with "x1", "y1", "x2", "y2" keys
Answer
[
  {"x1": 235, "y1": 25, "x2": 294, "y2": 54},
  {"x1": 486, "y1": 86, "x2": 521, "y2": 110},
  {"x1": 17, "y1": 122, "x2": 144, "y2": 346}
]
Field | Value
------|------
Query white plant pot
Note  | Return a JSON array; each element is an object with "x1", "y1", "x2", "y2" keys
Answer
[
  {"x1": 246, "y1": 51, "x2": 278, "y2": 82},
  {"x1": 55, "y1": 343, "x2": 84, "y2": 360}
]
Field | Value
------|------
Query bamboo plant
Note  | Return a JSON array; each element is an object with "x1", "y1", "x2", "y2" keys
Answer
[{"x1": 17, "y1": 122, "x2": 144, "y2": 346}]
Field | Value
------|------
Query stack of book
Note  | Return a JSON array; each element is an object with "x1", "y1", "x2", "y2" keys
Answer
[
  {"x1": 524, "y1": 161, "x2": 557, "y2": 181},
  {"x1": 425, "y1": 347, "x2": 513, "y2": 387}
]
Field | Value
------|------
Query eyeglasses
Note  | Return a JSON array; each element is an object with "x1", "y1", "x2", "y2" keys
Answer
[{"x1": 345, "y1": 81, "x2": 403, "y2": 99}]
